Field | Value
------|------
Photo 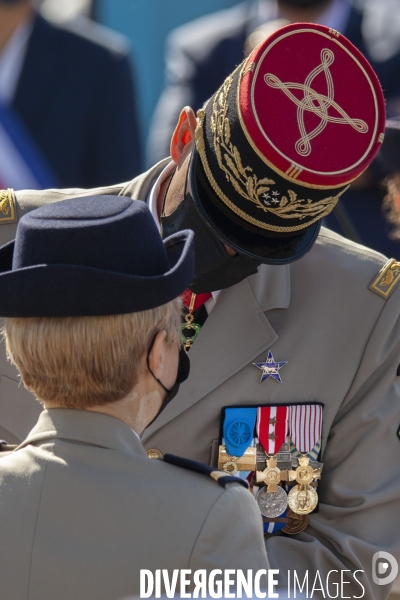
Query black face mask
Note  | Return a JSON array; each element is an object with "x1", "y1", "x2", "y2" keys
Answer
[
  {"x1": 161, "y1": 192, "x2": 260, "y2": 293},
  {"x1": 146, "y1": 342, "x2": 190, "y2": 421}
]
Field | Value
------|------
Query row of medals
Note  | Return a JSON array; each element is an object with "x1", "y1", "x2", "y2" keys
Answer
[{"x1": 220, "y1": 443, "x2": 322, "y2": 535}]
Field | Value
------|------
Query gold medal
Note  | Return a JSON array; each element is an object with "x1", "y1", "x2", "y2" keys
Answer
[
  {"x1": 256, "y1": 456, "x2": 288, "y2": 492},
  {"x1": 288, "y1": 484, "x2": 318, "y2": 515},
  {"x1": 222, "y1": 458, "x2": 239, "y2": 474},
  {"x1": 218, "y1": 446, "x2": 257, "y2": 473},
  {"x1": 288, "y1": 455, "x2": 321, "y2": 484},
  {"x1": 281, "y1": 509, "x2": 309, "y2": 535}
]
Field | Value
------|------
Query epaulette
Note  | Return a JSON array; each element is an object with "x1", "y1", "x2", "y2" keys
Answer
[
  {"x1": 369, "y1": 259, "x2": 400, "y2": 299},
  {"x1": 0, "y1": 189, "x2": 16, "y2": 223},
  {"x1": 163, "y1": 454, "x2": 249, "y2": 489}
]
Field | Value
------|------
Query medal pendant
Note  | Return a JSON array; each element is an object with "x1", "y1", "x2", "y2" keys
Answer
[
  {"x1": 222, "y1": 459, "x2": 239, "y2": 474},
  {"x1": 295, "y1": 456, "x2": 315, "y2": 485},
  {"x1": 281, "y1": 509, "x2": 309, "y2": 535},
  {"x1": 218, "y1": 446, "x2": 257, "y2": 472},
  {"x1": 256, "y1": 456, "x2": 286, "y2": 492},
  {"x1": 256, "y1": 485, "x2": 288, "y2": 518},
  {"x1": 181, "y1": 314, "x2": 201, "y2": 350},
  {"x1": 181, "y1": 294, "x2": 202, "y2": 351},
  {"x1": 288, "y1": 484, "x2": 318, "y2": 515},
  {"x1": 288, "y1": 455, "x2": 322, "y2": 485}
]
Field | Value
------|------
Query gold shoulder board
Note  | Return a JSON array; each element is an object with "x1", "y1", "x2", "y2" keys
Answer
[
  {"x1": 369, "y1": 259, "x2": 400, "y2": 299},
  {"x1": 0, "y1": 189, "x2": 16, "y2": 223}
]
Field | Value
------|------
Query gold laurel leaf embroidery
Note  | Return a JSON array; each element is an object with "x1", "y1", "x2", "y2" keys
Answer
[
  {"x1": 247, "y1": 176, "x2": 254, "y2": 199},
  {"x1": 229, "y1": 174, "x2": 248, "y2": 199},
  {"x1": 380, "y1": 271, "x2": 393, "y2": 286},
  {"x1": 0, "y1": 193, "x2": 10, "y2": 216},
  {"x1": 224, "y1": 154, "x2": 241, "y2": 180},
  {"x1": 257, "y1": 186, "x2": 271, "y2": 195},
  {"x1": 233, "y1": 146, "x2": 247, "y2": 178},
  {"x1": 379, "y1": 268, "x2": 400, "y2": 287},
  {"x1": 224, "y1": 119, "x2": 231, "y2": 145}
]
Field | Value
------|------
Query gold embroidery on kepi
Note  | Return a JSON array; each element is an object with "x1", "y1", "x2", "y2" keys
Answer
[
  {"x1": 0, "y1": 189, "x2": 16, "y2": 223},
  {"x1": 369, "y1": 259, "x2": 400, "y2": 299}
]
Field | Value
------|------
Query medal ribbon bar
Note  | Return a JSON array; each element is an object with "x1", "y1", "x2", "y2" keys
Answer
[
  {"x1": 257, "y1": 405, "x2": 288, "y2": 454},
  {"x1": 224, "y1": 407, "x2": 257, "y2": 457},
  {"x1": 218, "y1": 407, "x2": 257, "y2": 474},
  {"x1": 289, "y1": 404, "x2": 322, "y2": 453}
]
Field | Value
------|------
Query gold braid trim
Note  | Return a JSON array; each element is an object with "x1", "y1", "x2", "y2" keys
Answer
[
  {"x1": 195, "y1": 75, "x2": 348, "y2": 233},
  {"x1": 0, "y1": 189, "x2": 15, "y2": 223}
]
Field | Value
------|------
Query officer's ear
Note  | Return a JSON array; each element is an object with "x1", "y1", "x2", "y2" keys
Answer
[{"x1": 170, "y1": 107, "x2": 197, "y2": 167}]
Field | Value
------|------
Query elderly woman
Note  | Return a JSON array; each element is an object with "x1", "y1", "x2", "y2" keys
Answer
[{"x1": 0, "y1": 196, "x2": 268, "y2": 600}]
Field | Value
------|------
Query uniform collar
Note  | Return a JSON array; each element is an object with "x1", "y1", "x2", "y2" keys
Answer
[
  {"x1": 147, "y1": 160, "x2": 175, "y2": 232},
  {"x1": 17, "y1": 409, "x2": 148, "y2": 457}
]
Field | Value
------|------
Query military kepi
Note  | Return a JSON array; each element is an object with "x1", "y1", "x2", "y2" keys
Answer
[
  {"x1": 0, "y1": 196, "x2": 194, "y2": 317},
  {"x1": 190, "y1": 23, "x2": 385, "y2": 263}
]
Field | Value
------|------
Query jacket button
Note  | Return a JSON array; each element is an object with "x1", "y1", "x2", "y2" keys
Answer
[{"x1": 146, "y1": 448, "x2": 163, "y2": 459}]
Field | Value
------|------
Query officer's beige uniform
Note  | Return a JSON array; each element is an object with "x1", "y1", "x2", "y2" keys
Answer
[
  {"x1": 0, "y1": 163, "x2": 400, "y2": 598},
  {"x1": 0, "y1": 408, "x2": 269, "y2": 600}
]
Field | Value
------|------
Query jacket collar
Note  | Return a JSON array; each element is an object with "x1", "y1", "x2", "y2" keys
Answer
[
  {"x1": 120, "y1": 158, "x2": 171, "y2": 202},
  {"x1": 17, "y1": 409, "x2": 147, "y2": 457}
]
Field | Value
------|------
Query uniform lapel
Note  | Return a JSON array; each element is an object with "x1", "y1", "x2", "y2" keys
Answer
[{"x1": 142, "y1": 263, "x2": 291, "y2": 441}]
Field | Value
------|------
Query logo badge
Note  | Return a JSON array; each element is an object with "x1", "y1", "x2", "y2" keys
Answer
[{"x1": 372, "y1": 551, "x2": 399, "y2": 586}]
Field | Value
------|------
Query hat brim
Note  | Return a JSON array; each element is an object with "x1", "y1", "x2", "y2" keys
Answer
[
  {"x1": 0, "y1": 230, "x2": 194, "y2": 317},
  {"x1": 189, "y1": 150, "x2": 320, "y2": 265}
]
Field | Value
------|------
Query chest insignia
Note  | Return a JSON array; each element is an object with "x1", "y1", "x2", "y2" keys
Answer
[
  {"x1": 253, "y1": 349, "x2": 287, "y2": 383},
  {"x1": 218, "y1": 403, "x2": 324, "y2": 535},
  {"x1": 369, "y1": 259, "x2": 400, "y2": 299}
]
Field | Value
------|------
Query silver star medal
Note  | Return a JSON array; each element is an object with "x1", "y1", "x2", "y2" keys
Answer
[{"x1": 253, "y1": 350, "x2": 287, "y2": 383}]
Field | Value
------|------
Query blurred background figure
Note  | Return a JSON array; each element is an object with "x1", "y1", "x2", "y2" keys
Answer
[
  {"x1": 142, "y1": 0, "x2": 400, "y2": 257},
  {"x1": 379, "y1": 118, "x2": 400, "y2": 244},
  {"x1": 0, "y1": 0, "x2": 141, "y2": 190}
]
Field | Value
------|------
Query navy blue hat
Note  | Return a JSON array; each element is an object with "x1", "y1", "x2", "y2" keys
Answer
[{"x1": 0, "y1": 196, "x2": 194, "y2": 317}]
